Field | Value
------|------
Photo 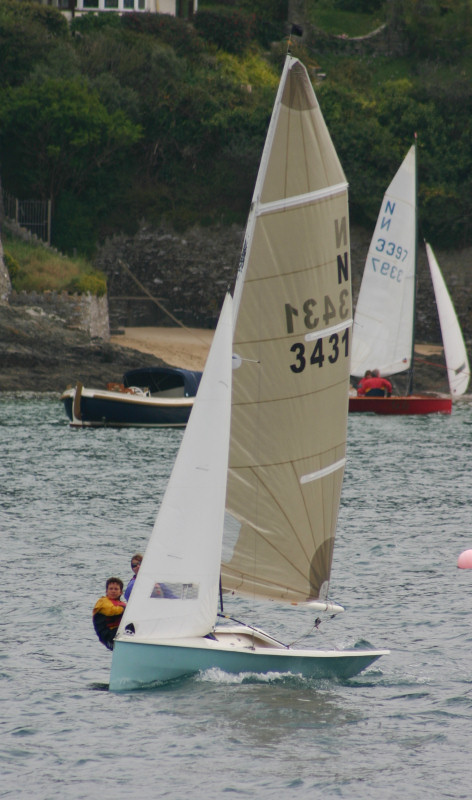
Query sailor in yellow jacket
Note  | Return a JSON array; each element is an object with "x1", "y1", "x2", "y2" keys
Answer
[{"x1": 93, "y1": 577, "x2": 126, "y2": 650}]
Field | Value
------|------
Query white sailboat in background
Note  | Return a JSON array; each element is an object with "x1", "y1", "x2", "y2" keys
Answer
[
  {"x1": 109, "y1": 55, "x2": 388, "y2": 691},
  {"x1": 426, "y1": 242, "x2": 470, "y2": 397},
  {"x1": 350, "y1": 143, "x2": 469, "y2": 415}
]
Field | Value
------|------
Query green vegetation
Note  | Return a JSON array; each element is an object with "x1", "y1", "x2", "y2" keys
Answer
[
  {"x1": 3, "y1": 233, "x2": 106, "y2": 294},
  {"x1": 307, "y1": 4, "x2": 384, "y2": 37},
  {"x1": 1, "y1": 0, "x2": 472, "y2": 258}
]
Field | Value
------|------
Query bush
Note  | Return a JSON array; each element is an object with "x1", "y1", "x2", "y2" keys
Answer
[
  {"x1": 194, "y1": 7, "x2": 255, "y2": 55},
  {"x1": 0, "y1": 0, "x2": 69, "y2": 37},
  {"x1": 235, "y1": 0, "x2": 286, "y2": 47},
  {"x1": 70, "y1": 12, "x2": 122, "y2": 35},
  {"x1": 66, "y1": 271, "x2": 107, "y2": 296},
  {"x1": 120, "y1": 12, "x2": 203, "y2": 56},
  {"x1": 0, "y1": 14, "x2": 55, "y2": 87},
  {"x1": 334, "y1": 0, "x2": 383, "y2": 11},
  {"x1": 23, "y1": 3, "x2": 69, "y2": 37}
]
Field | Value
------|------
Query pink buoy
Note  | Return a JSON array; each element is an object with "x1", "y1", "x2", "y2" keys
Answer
[{"x1": 457, "y1": 549, "x2": 472, "y2": 569}]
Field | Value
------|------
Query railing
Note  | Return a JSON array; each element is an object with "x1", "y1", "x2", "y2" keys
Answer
[{"x1": 2, "y1": 190, "x2": 51, "y2": 244}]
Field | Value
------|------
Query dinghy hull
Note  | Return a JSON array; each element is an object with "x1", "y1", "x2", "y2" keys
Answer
[
  {"x1": 349, "y1": 394, "x2": 452, "y2": 415},
  {"x1": 109, "y1": 631, "x2": 388, "y2": 691}
]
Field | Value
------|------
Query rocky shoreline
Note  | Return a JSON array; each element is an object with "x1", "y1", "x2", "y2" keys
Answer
[{"x1": 0, "y1": 302, "x2": 163, "y2": 392}]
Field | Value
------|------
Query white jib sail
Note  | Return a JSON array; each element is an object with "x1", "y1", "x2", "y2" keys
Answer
[
  {"x1": 116, "y1": 294, "x2": 233, "y2": 640},
  {"x1": 351, "y1": 145, "x2": 417, "y2": 378},
  {"x1": 426, "y1": 242, "x2": 470, "y2": 396},
  {"x1": 222, "y1": 56, "x2": 352, "y2": 607}
]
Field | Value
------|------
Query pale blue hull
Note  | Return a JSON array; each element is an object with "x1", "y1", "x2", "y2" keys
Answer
[{"x1": 109, "y1": 638, "x2": 387, "y2": 691}]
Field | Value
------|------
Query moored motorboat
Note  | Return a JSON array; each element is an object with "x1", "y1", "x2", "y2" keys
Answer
[{"x1": 61, "y1": 366, "x2": 202, "y2": 428}]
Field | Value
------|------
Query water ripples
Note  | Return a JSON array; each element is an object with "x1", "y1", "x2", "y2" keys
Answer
[{"x1": 2, "y1": 395, "x2": 472, "y2": 798}]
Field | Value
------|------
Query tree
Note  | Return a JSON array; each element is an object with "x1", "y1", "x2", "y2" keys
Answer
[{"x1": 0, "y1": 78, "x2": 142, "y2": 203}]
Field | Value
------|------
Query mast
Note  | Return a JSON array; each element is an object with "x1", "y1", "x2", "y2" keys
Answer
[{"x1": 407, "y1": 135, "x2": 418, "y2": 396}]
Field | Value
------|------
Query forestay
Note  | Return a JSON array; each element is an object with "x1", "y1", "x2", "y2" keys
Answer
[
  {"x1": 117, "y1": 294, "x2": 233, "y2": 639},
  {"x1": 222, "y1": 57, "x2": 352, "y2": 608},
  {"x1": 351, "y1": 145, "x2": 416, "y2": 378},
  {"x1": 426, "y1": 243, "x2": 470, "y2": 396}
]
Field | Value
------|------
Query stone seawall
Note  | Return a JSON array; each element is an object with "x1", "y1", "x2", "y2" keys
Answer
[
  {"x1": 10, "y1": 289, "x2": 110, "y2": 341},
  {"x1": 95, "y1": 222, "x2": 472, "y2": 347},
  {"x1": 95, "y1": 223, "x2": 244, "y2": 331}
]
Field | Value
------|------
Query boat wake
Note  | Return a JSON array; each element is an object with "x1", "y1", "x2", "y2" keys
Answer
[{"x1": 196, "y1": 667, "x2": 309, "y2": 685}]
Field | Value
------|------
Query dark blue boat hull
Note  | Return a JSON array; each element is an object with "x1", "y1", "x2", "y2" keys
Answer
[
  {"x1": 62, "y1": 392, "x2": 193, "y2": 427},
  {"x1": 61, "y1": 367, "x2": 202, "y2": 428}
]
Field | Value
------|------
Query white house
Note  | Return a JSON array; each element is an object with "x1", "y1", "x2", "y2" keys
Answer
[{"x1": 46, "y1": 0, "x2": 196, "y2": 19}]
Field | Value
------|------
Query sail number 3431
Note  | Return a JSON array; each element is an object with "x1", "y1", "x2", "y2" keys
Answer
[{"x1": 285, "y1": 295, "x2": 350, "y2": 373}]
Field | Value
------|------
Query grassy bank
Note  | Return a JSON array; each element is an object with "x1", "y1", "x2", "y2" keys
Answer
[{"x1": 3, "y1": 232, "x2": 106, "y2": 295}]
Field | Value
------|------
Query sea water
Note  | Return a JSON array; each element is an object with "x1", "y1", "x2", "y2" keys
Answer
[{"x1": 1, "y1": 394, "x2": 472, "y2": 800}]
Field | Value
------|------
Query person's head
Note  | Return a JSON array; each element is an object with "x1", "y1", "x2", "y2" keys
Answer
[
  {"x1": 131, "y1": 553, "x2": 143, "y2": 573},
  {"x1": 364, "y1": 370, "x2": 372, "y2": 378},
  {"x1": 106, "y1": 577, "x2": 123, "y2": 600},
  {"x1": 372, "y1": 368, "x2": 380, "y2": 377}
]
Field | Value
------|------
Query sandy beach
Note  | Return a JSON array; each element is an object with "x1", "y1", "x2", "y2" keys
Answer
[{"x1": 110, "y1": 326, "x2": 214, "y2": 371}]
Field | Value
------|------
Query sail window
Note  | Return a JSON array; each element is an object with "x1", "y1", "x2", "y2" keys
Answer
[{"x1": 150, "y1": 582, "x2": 199, "y2": 600}]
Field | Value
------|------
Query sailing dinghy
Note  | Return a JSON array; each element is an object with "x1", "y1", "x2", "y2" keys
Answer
[
  {"x1": 109, "y1": 56, "x2": 388, "y2": 691},
  {"x1": 349, "y1": 144, "x2": 469, "y2": 415}
]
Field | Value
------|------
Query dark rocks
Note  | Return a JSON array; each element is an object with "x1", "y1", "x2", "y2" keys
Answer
[{"x1": 0, "y1": 303, "x2": 163, "y2": 392}]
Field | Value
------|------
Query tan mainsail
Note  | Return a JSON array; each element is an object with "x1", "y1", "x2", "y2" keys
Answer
[{"x1": 222, "y1": 57, "x2": 352, "y2": 606}]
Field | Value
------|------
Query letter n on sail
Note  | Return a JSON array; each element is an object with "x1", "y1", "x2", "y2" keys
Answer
[{"x1": 335, "y1": 217, "x2": 349, "y2": 284}]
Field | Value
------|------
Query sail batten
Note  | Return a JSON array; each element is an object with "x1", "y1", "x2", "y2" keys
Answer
[
  {"x1": 305, "y1": 318, "x2": 352, "y2": 341},
  {"x1": 300, "y1": 458, "x2": 346, "y2": 485},
  {"x1": 256, "y1": 182, "x2": 349, "y2": 217}
]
